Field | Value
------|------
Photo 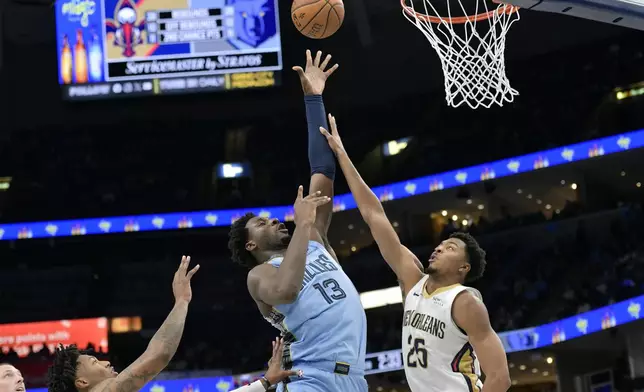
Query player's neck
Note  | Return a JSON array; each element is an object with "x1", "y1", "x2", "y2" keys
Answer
[
  {"x1": 424, "y1": 274, "x2": 462, "y2": 292},
  {"x1": 258, "y1": 251, "x2": 284, "y2": 263}
]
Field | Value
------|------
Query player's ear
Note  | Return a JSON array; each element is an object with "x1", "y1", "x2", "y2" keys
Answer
[
  {"x1": 458, "y1": 263, "x2": 471, "y2": 274},
  {"x1": 245, "y1": 240, "x2": 257, "y2": 252},
  {"x1": 75, "y1": 377, "x2": 90, "y2": 390}
]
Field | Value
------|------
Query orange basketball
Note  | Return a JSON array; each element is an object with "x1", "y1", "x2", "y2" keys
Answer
[{"x1": 291, "y1": 0, "x2": 345, "y2": 39}]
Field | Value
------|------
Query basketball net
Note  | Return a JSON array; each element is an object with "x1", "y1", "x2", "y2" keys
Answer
[{"x1": 402, "y1": 0, "x2": 520, "y2": 109}]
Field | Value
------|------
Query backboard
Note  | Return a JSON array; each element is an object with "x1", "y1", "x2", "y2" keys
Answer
[{"x1": 504, "y1": 0, "x2": 644, "y2": 30}]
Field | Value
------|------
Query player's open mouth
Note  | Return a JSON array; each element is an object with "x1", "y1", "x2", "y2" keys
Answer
[{"x1": 16, "y1": 386, "x2": 25, "y2": 391}]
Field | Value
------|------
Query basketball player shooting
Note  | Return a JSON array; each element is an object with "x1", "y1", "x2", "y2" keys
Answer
[
  {"x1": 320, "y1": 118, "x2": 511, "y2": 392},
  {"x1": 47, "y1": 256, "x2": 199, "y2": 392},
  {"x1": 227, "y1": 50, "x2": 368, "y2": 392}
]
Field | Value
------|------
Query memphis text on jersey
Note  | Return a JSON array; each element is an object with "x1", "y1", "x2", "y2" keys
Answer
[
  {"x1": 264, "y1": 253, "x2": 338, "y2": 330},
  {"x1": 403, "y1": 310, "x2": 446, "y2": 339},
  {"x1": 301, "y1": 253, "x2": 337, "y2": 288}
]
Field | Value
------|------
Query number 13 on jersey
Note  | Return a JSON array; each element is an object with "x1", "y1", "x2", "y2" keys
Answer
[{"x1": 313, "y1": 278, "x2": 346, "y2": 304}]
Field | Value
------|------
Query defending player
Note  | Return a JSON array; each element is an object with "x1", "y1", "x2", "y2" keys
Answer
[
  {"x1": 48, "y1": 256, "x2": 199, "y2": 392},
  {"x1": 227, "y1": 50, "x2": 367, "y2": 392},
  {"x1": 320, "y1": 117, "x2": 511, "y2": 392}
]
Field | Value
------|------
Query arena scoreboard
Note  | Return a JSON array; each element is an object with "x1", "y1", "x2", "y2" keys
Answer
[{"x1": 55, "y1": 0, "x2": 282, "y2": 100}]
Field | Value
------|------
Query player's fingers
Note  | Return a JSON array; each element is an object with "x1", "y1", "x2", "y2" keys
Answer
[
  {"x1": 179, "y1": 255, "x2": 189, "y2": 273},
  {"x1": 303, "y1": 191, "x2": 322, "y2": 200},
  {"x1": 274, "y1": 338, "x2": 280, "y2": 354},
  {"x1": 273, "y1": 339, "x2": 283, "y2": 357},
  {"x1": 329, "y1": 113, "x2": 340, "y2": 137},
  {"x1": 291, "y1": 66, "x2": 305, "y2": 78},
  {"x1": 186, "y1": 264, "x2": 200, "y2": 279},
  {"x1": 320, "y1": 54, "x2": 332, "y2": 70},
  {"x1": 319, "y1": 127, "x2": 331, "y2": 139},
  {"x1": 311, "y1": 196, "x2": 331, "y2": 206},
  {"x1": 327, "y1": 113, "x2": 337, "y2": 131},
  {"x1": 325, "y1": 63, "x2": 339, "y2": 77},
  {"x1": 286, "y1": 369, "x2": 303, "y2": 378},
  {"x1": 305, "y1": 49, "x2": 313, "y2": 67},
  {"x1": 296, "y1": 185, "x2": 304, "y2": 200},
  {"x1": 313, "y1": 50, "x2": 322, "y2": 67}
]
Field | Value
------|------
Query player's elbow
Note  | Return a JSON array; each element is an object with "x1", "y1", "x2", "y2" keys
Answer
[
  {"x1": 361, "y1": 207, "x2": 385, "y2": 226},
  {"x1": 140, "y1": 347, "x2": 173, "y2": 369},
  {"x1": 488, "y1": 371, "x2": 511, "y2": 391},
  {"x1": 500, "y1": 375, "x2": 512, "y2": 391}
]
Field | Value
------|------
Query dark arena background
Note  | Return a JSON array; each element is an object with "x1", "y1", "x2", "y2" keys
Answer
[{"x1": 1, "y1": 0, "x2": 644, "y2": 390}]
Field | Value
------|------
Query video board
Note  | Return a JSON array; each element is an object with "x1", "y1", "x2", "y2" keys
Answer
[{"x1": 55, "y1": 0, "x2": 282, "y2": 99}]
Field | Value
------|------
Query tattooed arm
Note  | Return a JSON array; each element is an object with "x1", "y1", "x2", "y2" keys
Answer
[{"x1": 101, "y1": 256, "x2": 199, "y2": 392}]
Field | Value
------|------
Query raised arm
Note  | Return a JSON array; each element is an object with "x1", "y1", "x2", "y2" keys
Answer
[
  {"x1": 320, "y1": 117, "x2": 424, "y2": 294},
  {"x1": 452, "y1": 291, "x2": 511, "y2": 392},
  {"x1": 103, "y1": 256, "x2": 199, "y2": 392},
  {"x1": 247, "y1": 187, "x2": 330, "y2": 305},
  {"x1": 292, "y1": 50, "x2": 339, "y2": 257}
]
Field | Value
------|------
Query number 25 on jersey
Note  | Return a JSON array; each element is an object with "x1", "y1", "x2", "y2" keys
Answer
[{"x1": 407, "y1": 335, "x2": 428, "y2": 368}]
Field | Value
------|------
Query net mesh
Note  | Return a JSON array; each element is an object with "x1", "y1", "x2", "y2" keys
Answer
[{"x1": 402, "y1": 0, "x2": 520, "y2": 109}]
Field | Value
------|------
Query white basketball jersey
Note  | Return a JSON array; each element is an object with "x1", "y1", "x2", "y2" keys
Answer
[{"x1": 402, "y1": 276, "x2": 483, "y2": 392}]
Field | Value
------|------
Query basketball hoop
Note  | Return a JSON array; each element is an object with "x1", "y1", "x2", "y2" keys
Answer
[{"x1": 401, "y1": 0, "x2": 520, "y2": 109}]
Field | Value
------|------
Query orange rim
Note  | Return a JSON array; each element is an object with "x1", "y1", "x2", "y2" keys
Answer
[{"x1": 401, "y1": 0, "x2": 518, "y2": 24}]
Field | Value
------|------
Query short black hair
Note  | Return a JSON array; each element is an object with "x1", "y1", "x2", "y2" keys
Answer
[
  {"x1": 48, "y1": 344, "x2": 85, "y2": 392},
  {"x1": 228, "y1": 212, "x2": 258, "y2": 269},
  {"x1": 449, "y1": 232, "x2": 486, "y2": 283}
]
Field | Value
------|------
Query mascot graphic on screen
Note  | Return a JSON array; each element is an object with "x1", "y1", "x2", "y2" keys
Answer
[
  {"x1": 227, "y1": 0, "x2": 276, "y2": 47},
  {"x1": 105, "y1": 0, "x2": 146, "y2": 57}
]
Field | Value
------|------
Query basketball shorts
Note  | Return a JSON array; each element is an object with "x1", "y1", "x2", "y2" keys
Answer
[{"x1": 278, "y1": 365, "x2": 368, "y2": 392}]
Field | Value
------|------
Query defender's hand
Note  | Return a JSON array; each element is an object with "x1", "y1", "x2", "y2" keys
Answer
[
  {"x1": 265, "y1": 338, "x2": 301, "y2": 386},
  {"x1": 172, "y1": 255, "x2": 200, "y2": 304},
  {"x1": 319, "y1": 114, "x2": 345, "y2": 156},
  {"x1": 293, "y1": 185, "x2": 330, "y2": 227},
  {"x1": 292, "y1": 50, "x2": 339, "y2": 96}
]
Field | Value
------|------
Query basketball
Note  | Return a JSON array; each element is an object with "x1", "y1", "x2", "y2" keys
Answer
[{"x1": 291, "y1": 0, "x2": 345, "y2": 39}]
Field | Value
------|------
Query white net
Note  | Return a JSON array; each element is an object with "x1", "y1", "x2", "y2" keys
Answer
[{"x1": 402, "y1": 0, "x2": 520, "y2": 109}]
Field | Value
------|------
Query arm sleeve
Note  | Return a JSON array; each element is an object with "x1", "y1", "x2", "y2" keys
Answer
[{"x1": 305, "y1": 95, "x2": 335, "y2": 180}]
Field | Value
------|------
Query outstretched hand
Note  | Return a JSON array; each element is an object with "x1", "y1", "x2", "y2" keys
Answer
[
  {"x1": 319, "y1": 113, "x2": 345, "y2": 156},
  {"x1": 264, "y1": 338, "x2": 301, "y2": 386},
  {"x1": 293, "y1": 185, "x2": 331, "y2": 227},
  {"x1": 172, "y1": 255, "x2": 200, "y2": 303},
  {"x1": 292, "y1": 50, "x2": 339, "y2": 95}
]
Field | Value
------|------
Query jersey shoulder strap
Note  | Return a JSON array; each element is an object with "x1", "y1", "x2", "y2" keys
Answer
[
  {"x1": 404, "y1": 274, "x2": 429, "y2": 304},
  {"x1": 438, "y1": 285, "x2": 482, "y2": 302}
]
